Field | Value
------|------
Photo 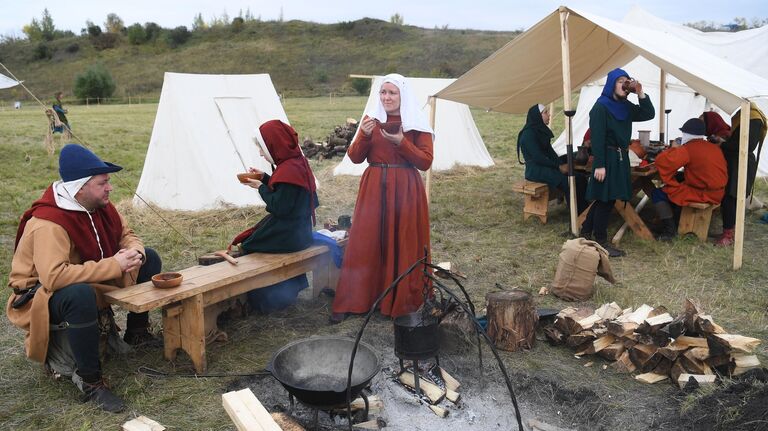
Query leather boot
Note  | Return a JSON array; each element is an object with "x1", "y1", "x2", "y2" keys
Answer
[
  {"x1": 81, "y1": 377, "x2": 126, "y2": 413},
  {"x1": 715, "y1": 228, "x2": 735, "y2": 247},
  {"x1": 597, "y1": 241, "x2": 626, "y2": 258},
  {"x1": 655, "y1": 218, "x2": 677, "y2": 241}
]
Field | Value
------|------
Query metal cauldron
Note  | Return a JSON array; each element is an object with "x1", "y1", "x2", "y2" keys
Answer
[
  {"x1": 393, "y1": 312, "x2": 440, "y2": 360},
  {"x1": 268, "y1": 336, "x2": 380, "y2": 409}
]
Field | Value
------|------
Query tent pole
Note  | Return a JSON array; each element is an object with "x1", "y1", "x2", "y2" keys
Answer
[
  {"x1": 426, "y1": 96, "x2": 436, "y2": 205},
  {"x1": 659, "y1": 70, "x2": 667, "y2": 144},
  {"x1": 559, "y1": 7, "x2": 578, "y2": 235},
  {"x1": 733, "y1": 100, "x2": 751, "y2": 270}
]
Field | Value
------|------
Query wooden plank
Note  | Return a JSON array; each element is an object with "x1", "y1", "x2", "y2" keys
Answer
[
  {"x1": 222, "y1": 390, "x2": 266, "y2": 431},
  {"x1": 105, "y1": 245, "x2": 331, "y2": 311},
  {"x1": 122, "y1": 416, "x2": 165, "y2": 431},
  {"x1": 635, "y1": 372, "x2": 668, "y2": 384},
  {"x1": 235, "y1": 389, "x2": 282, "y2": 431},
  {"x1": 440, "y1": 367, "x2": 461, "y2": 392},
  {"x1": 180, "y1": 295, "x2": 206, "y2": 373}
]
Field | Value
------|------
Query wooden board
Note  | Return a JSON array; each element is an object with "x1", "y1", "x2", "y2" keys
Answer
[{"x1": 222, "y1": 388, "x2": 281, "y2": 431}]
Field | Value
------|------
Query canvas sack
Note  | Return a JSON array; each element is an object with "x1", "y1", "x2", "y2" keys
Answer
[{"x1": 551, "y1": 238, "x2": 615, "y2": 301}]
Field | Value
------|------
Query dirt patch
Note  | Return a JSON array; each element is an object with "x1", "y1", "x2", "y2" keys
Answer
[{"x1": 680, "y1": 368, "x2": 768, "y2": 431}]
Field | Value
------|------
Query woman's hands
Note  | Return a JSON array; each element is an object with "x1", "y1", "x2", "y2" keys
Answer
[
  {"x1": 635, "y1": 81, "x2": 645, "y2": 99},
  {"x1": 245, "y1": 167, "x2": 264, "y2": 188},
  {"x1": 380, "y1": 126, "x2": 404, "y2": 146},
  {"x1": 360, "y1": 117, "x2": 376, "y2": 136},
  {"x1": 593, "y1": 167, "x2": 606, "y2": 182}
]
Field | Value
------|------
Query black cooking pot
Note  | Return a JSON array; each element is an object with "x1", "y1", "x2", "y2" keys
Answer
[
  {"x1": 268, "y1": 336, "x2": 380, "y2": 409},
  {"x1": 393, "y1": 312, "x2": 440, "y2": 360}
]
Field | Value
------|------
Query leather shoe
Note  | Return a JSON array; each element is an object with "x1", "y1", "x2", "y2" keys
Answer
[
  {"x1": 82, "y1": 379, "x2": 126, "y2": 413},
  {"x1": 123, "y1": 328, "x2": 162, "y2": 348},
  {"x1": 329, "y1": 312, "x2": 348, "y2": 325}
]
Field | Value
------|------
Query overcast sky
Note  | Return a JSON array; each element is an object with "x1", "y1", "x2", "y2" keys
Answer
[{"x1": 2, "y1": 0, "x2": 766, "y2": 37}]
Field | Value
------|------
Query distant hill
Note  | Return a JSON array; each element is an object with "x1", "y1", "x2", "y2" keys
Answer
[{"x1": 0, "y1": 18, "x2": 519, "y2": 102}]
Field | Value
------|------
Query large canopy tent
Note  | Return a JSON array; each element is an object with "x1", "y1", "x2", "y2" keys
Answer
[
  {"x1": 551, "y1": 7, "x2": 768, "y2": 176},
  {"x1": 436, "y1": 6, "x2": 768, "y2": 269},
  {"x1": 333, "y1": 76, "x2": 494, "y2": 176},
  {"x1": 134, "y1": 72, "x2": 292, "y2": 211},
  {"x1": 0, "y1": 72, "x2": 20, "y2": 89}
]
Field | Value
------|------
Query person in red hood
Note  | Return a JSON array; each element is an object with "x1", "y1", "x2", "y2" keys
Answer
[
  {"x1": 229, "y1": 119, "x2": 319, "y2": 313},
  {"x1": 7, "y1": 144, "x2": 162, "y2": 413}
]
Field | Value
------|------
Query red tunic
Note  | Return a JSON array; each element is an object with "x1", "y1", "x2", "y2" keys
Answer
[
  {"x1": 655, "y1": 139, "x2": 728, "y2": 206},
  {"x1": 332, "y1": 115, "x2": 433, "y2": 317}
]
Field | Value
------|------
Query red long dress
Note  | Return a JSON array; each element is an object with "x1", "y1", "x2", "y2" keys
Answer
[{"x1": 332, "y1": 115, "x2": 433, "y2": 317}]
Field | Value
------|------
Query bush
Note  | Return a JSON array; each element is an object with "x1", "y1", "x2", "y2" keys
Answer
[
  {"x1": 126, "y1": 23, "x2": 146, "y2": 45},
  {"x1": 166, "y1": 26, "x2": 190, "y2": 48},
  {"x1": 86, "y1": 23, "x2": 102, "y2": 37},
  {"x1": 144, "y1": 22, "x2": 161, "y2": 41},
  {"x1": 231, "y1": 17, "x2": 244, "y2": 33},
  {"x1": 65, "y1": 43, "x2": 79, "y2": 53},
  {"x1": 74, "y1": 64, "x2": 116, "y2": 100},
  {"x1": 350, "y1": 78, "x2": 371, "y2": 96},
  {"x1": 33, "y1": 43, "x2": 53, "y2": 60},
  {"x1": 91, "y1": 32, "x2": 119, "y2": 50}
]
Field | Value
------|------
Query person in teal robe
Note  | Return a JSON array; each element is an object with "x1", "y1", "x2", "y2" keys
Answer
[
  {"x1": 580, "y1": 68, "x2": 655, "y2": 257},
  {"x1": 229, "y1": 120, "x2": 319, "y2": 313},
  {"x1": 517, "y1": 103, "x2": 587, "y2": 214}
]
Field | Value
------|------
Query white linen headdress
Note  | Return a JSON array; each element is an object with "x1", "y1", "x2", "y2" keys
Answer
[{"x1": 363, "y1": 74, "x2": 434, "y2": 136}]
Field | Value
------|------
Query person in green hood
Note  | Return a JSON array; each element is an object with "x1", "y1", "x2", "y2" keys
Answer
[
  {"x1": 580, "y1": 68, "x2": 655, "y2": 257},
  {"x1": 517, "y1": 103, "x2": 587, "y2": 215}
]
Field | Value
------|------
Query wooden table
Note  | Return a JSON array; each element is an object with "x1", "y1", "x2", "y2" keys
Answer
[{"x1": 578, "y1": 165, "x2": 659, "y2": 243}]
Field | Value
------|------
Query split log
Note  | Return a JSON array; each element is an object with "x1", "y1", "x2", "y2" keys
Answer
[
  {"x1": 554, "y1": 307, "x2": 594, "y2": 335},
  {"x1": 694, "y1": 315, "x2": 725, "y2": 335},
  {"x1": 222, "y1": 388, "x2": 282, "y2": 431},
  {"x1": 677, "y1": 374, "x2": 716, "y2": 390},
  {"x1": 485, "y1": 290, "x2": 538, "y2": 351},
  {"x1": 439, "y1": 368, "x2": 461, "y2": 392},
  {"x1": 566, "y1": 330, "x2": 596, "y2": 348},
  {"x1": 331, "y1": 395, "x2": 383, "y2": 415},
  {"x1": 658, "y1": 342, "x2": 687, "y2": 361},
  {"x1": 657, "y1": 316, "x2": 686, "y2": 340},
  {"x1": 705, "y1": 354, "x2": 732, "y2": 369},
  {"x1": 611, "y1": 351, "x2": 637, "y2": 373},
  {"x1": 429, "y1": 405, "x2": 449, "y2": 418},
  {"x1": 732, "y1": 354, "x2": 761, "y2": 376},
  {"x1": 605, "y1": 320, "x2": 638, "y2": 338},
  {"x1": 270, "y1": 413, "x2": 306, "y2": 431},
  {"x1": 122, "y1": 416, "x2": 165, "y2": 431},
  {"x1": 445, "y1": 389, "x2": 461, "y2": 404},
  {"x1": 635, "y1": 313, "x2": 673, "y2": 335},
  {"x1": 353, "y1": 419, "x2": 381, "y2": 430},
  {"x1": 707, "y1": 334, "x2": 761, "y2": 354},
  {"x1": 543, "y1": 326, "x2": 566, "y2": 345},
  {"x1": 575, "y1": 334, "x2": 615, "y2": 356},
  {"x1": 595, "y1": 302, "x2": 623, "y2": 320},
  {"x1": 679, "y1": 354, "x2": 712, "y2": 375},
  {"x1": 618, "y1": 304, "x2": 654, "y2": 324},
  {"x1": 597, "y1": 342, "x2": 625, "y2": 361},
  {"x1": 651, "y1": 357, "x2": 673, "y2": 376},
  {"x1": 674, "y1": 335, "x2": 708, "y2": 348},
  {"x1": 399, "y1": 372, "x2": 445, "y2": 404},
  {"x1": 629, "y1": 344, "x2": 661, "y2": 372},
  {"x1": 670, "y1": 359, "x2": 687, "y2": 382},
  {"x1": 686, "y1": 347, "x2": 710, "y2": 362},
  {"x1": 635, "y1": 372, "x2": 668, "y2": 384},
  {"x1": 682, "y1": 298, "x2": 703, "y2": 334}
]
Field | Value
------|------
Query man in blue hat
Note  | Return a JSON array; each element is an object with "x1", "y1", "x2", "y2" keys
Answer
[
  {"x1": 651, "y1": 118, "x2": 728, "y2": 240},
  {"x1": 6, "y1": 144, "x2": 162, "y2": 413}
]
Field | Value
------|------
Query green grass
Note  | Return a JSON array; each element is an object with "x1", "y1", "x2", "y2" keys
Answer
[{"x1": 0, "y1": 98, "x2": 766, "y2": 429}]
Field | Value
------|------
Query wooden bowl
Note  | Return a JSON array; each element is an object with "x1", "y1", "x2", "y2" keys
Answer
[
  {"x1": 237, "y1": 172, "x2": 263, "y2": 184},
  {"x1": 151, "y1": 272, "x2": 183, "y2": 289},
  {"x1": 379, "y1": 121, "x2": 401, "y2": 134}
]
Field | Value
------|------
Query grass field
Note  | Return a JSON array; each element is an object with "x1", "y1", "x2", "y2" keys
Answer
[{"x1": 0, "y1": 99, "x2": 766, "y2": 430}]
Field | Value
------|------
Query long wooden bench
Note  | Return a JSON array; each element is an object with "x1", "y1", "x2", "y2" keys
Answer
[{"x1": 104, "y1": 241, "x2": 344, "y2": 373}]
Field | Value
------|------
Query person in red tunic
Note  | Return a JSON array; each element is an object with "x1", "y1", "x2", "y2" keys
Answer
[
  {"x1": 651, "y1": 118, "x2": 728, "y2": 240},
  {"x1": 331, "y1": 74, "x2": 434, "y2": 323}
]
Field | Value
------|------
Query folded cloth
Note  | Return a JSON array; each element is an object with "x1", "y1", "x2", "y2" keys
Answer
[{"x1": 312, "y1": 231, "x2": 344, "y2": 267}]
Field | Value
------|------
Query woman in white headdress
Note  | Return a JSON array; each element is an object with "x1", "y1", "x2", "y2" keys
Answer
[{"x1": 331, "y1": 74, "x2": 434, "y2": 322}]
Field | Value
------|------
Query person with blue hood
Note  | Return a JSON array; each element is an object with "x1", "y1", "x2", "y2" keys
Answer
[
  {"x1": 517, "y1": 103, "x2": 587, "y2": 215},
  {"x1": 579, "y1": 68, "x2": 655, "y2": 257}
]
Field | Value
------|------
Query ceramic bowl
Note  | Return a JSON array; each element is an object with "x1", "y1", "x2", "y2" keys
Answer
[
  {"x1": 237, "y1": 172, "x2": 263, "y2": 184},
  {"x1": 379, "y1": 121, "x2": 402, "y2": 134}
]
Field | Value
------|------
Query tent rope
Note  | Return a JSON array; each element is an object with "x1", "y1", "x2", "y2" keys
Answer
[{"x1": 0, "y1": 61, "x2": 196, "y2": 249}]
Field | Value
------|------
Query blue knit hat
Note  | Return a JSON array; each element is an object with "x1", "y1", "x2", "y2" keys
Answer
[{"x1": 59, "y1": 144, "x2": 122, "y2": 181}]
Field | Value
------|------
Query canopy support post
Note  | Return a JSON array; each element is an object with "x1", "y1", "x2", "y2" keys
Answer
[
  {"x1": 659, "y1": 70, "x2": 667, "y2": 144},
  {"x1": 426, "y1": 96, "x2": 436, "y2": 204},
  {"x1": 733, "y1": 100, "x2": 751, "y2": 270},
  {"x1": 559, "y1": 7, "x2": 578, "y2": 235}
]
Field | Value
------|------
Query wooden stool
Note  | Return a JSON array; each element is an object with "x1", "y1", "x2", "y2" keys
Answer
[
  {"x1": 678, "y1": 202, "x2": 719, "y2": 242},
  {"x1": 512, "y1": 181, "x2": 563, "y2": 224}
]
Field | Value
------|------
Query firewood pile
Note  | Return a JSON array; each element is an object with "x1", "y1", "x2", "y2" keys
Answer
[
  {"x1": 301, "y1": 118, "x2": 358, "y2": 160},
  {"x1": 396, "y1": 365, "x2": 462, "y2": 418},
  {"x1": 543, "y1": 299, "x2": 762, "y2": 389}
]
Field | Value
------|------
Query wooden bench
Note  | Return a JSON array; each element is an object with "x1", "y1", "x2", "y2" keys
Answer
[
  {"x1": 678, "y1": 202, "x2": 720, "y2": 242},
  {"x1": 512, "y1": 180, "x2": 564, "y2": 224},
  {"x1": 104, "y1": 241, "x2": 344, "y2": 373}
]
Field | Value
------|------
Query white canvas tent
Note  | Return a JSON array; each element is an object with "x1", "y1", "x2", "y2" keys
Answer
[
  {"x1": 333, "y1": 76, "x2": 494, "y2": 176},
  {"x1": 0, "y1": 72, "x2": 20, "y2": 89},
  {"x1": 552, "y1": 7, "x2": 768, "y2": 176},
  {"x1": 134, "y1": 72, "x2": 290, "y2": 211},
  {"x1": 436, "y1": 6, "x2": 768, "y2": 269}
]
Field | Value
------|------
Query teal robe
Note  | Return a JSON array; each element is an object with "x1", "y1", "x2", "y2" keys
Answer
[
  {"x1": 518, "y1": 104, "x2": 565, "y2": 188},
  {"x1": 586, "y1": 96, "x2": 655, "y2": 202}
]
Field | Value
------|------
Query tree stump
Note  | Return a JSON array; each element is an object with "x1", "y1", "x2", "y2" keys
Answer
[{"x1": 485, "y1": 290, "x2": 538, "y2": 351}]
